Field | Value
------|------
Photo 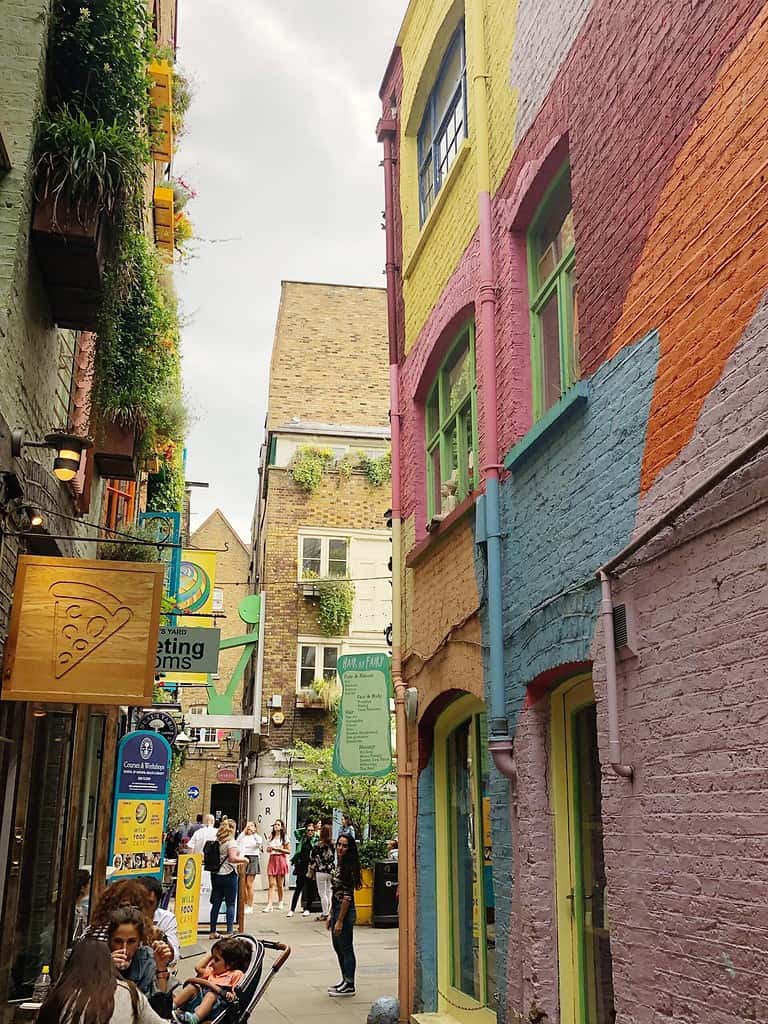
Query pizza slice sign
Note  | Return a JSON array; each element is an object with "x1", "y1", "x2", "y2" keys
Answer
[{"x1": 50, "y1": 581, "x2": 132, "y2": 678}]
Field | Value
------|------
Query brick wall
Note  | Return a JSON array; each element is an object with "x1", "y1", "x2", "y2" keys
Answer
[
  {"x1": 259, "y1": 468, "x2": 391, "y2": 748},
  {"x1": 266, "y1": 282, "x2": 389, "y2": 431}
]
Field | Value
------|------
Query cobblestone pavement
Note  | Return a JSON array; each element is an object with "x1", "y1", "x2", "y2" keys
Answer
[{"x1": 178, "y1": 893, "x2": 399, "y2": 1024}]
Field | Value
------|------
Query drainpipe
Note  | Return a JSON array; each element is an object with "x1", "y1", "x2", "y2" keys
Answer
[
  {"x1": 468, "y1": 0, "x2": 514, "y2": 780},
  {"x1": 378, "y1": 112, "x2": 413, "y2": 1024},
  {"x1": 598, "y1": 571, "x2": 634, "y2": 779}
]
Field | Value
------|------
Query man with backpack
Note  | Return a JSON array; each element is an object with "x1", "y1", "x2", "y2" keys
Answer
[{"x1": 188, "y1": 814, "x2": 217, "y2": 854}]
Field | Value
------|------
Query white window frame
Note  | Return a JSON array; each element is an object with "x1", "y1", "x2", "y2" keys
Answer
[
  {"x1": 298, "y1": 534, "x2": 349, "y2": 580},
  {"x1": 212, "y1": 588, "x2": 224, "y2": 613},
  {"x1": 296, "y1": 641, "x2": 339, "y2": 694},
  {"x1": 188, "y1": 706, "x2": 219, "y2": 746}
]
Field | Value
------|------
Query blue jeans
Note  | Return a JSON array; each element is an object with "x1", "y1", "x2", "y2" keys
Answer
[
  {"x1": 210, "y1": 870, "x2": 238, "y2": 933},
  {"x1": 330, "y1": 899, "x2": 356, "y2": 984}
]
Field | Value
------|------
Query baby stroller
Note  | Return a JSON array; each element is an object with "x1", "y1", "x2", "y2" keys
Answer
[{"x1": 168, "y1": 936, "x2": 290, "y2": 1024}]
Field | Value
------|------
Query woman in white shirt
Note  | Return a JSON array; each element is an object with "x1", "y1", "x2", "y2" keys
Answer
[{"x1": 236, "y1": 821, "x2": 263, "y2": 915}]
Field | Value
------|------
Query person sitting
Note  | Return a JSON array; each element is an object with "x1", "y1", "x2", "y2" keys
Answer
[
  {"x1": 38, "y1": 937, "x2": 165, "y2": 1024},
  {"x1": 138, "y1": 875, "x2": 180, "y2": 963},
  {"x1": 85, "y1": 879, "x2": 156, "y2": 943},
  {"x1": 108, "y1": 907, "x2": 173, "y2": 997},
  {"x1": 172, "y1": 938, "x2": 250, "y2": 1024}
]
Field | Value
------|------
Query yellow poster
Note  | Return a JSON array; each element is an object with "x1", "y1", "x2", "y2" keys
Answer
[
  {"x1": 110, "y1": 798, "x2": 165, "y2": 876},
  {"x1": 176, "y1": 550, "x2": 217, "y2": 682},
  {"x1": 175, "y1": 853, "x2": 203, "y2": 948}
]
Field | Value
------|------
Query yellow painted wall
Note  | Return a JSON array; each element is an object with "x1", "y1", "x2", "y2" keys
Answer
[{"x1": 397, "y1": 0, "x2": 519, "y2": 352}]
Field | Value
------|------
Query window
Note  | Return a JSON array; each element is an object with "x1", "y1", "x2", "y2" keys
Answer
[
  {"x1": 298, "y1": 644, "x2": 338, "y2": 692},
  {"x1": 435, "y1": 697, "x2": 496, "y2": 1024},
  {"x1": 189, "y1": 706, "x2": 218, "y2": 745},
  {"x1": 212, "y1": 588, "x2": 224, "y2": 613},
  {"x1": 425, "y1": 323, "x2": 478, "y2": 518},
  {"x1": 300, "y1": 536, "x2": 349, "y2": 578},
  {"x1": 104, "y1": 479, "x2": 136, "y2": 534},
  {"x1": 528, "y1": 165, "x2": 578, "y2": 418},
  {"x1": 418, "y1": 23, "x2": 468, "y2": 224}
]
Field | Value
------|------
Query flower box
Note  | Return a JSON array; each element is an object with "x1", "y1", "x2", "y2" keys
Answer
[
  {"x1": 31, "y1": 194, "x2": 109, "y2": 329},
  {"x1": 149, "y1": 60, "x2": 173, "y2": 163},
  {"x1": 299, "y1": 580, "x2": 321, "y2": 598},
  {"x1": 153, "y1": 186, "x2": 174, "y2": 260},
  {"x1": 93, "y1": 417, "x2": 138, "y2": 481},
  {"x1": 295, "y1": 691, "x2": 326, "y2": 710}
]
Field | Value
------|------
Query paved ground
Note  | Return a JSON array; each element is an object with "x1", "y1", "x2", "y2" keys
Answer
[{"x1": 178, "y1": 891, "x2": 398, "y2": 1024}]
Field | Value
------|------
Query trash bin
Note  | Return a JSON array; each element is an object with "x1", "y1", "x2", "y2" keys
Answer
[{"x1": 372, "y1": 860, "x2": 398, "y2": 927}]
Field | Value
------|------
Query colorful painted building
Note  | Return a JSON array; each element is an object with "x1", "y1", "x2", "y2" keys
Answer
[{"x1": 379, "y1": 2, "x2": 768, "y2": 1022}]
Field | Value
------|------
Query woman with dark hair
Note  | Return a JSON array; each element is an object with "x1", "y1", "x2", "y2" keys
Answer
[
  {"x1": 311, "y1": 824, "x2": 335, "y2": 921},
  {"x1": 263, "y1": 819, "x2": 290, "y2": 913},
  {"x1": 326, "y1": 833, "x2": 362, "y2": 997},
  {"x1": 37, "y1": 937, "x2": 165, "y2": 1024},
  {"x1": 87, "y1": 880, "x2": 156, "y2": 941},
  {"x1": 107, "y1": 907, "x2": 173, "y2": 997}
]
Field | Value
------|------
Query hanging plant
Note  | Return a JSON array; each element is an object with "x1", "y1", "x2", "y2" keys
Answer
[
  {"x1": 358, "y1": 449, "x2": 391, "y2": 487},
  {"x1": 291, "y1": 446, "x2": 334, "y2": 493},
  {"x1": 317, "y1": 579, "x2": 355, "y2": 636},
  {"x1": 312, "y1": 675, "x2": 342, "y2": 711},
  {"x1": 336, "y1": 453, "x2": 354, "y2": 483}
]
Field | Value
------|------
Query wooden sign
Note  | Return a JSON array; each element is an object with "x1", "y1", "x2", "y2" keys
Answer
[{"x1": 1, "y1": 555, "x2": 164, "y2": 705}]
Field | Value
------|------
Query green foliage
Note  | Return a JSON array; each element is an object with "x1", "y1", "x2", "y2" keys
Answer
[
  {"x1": 336, "y1": 453, "x2": 354, "y2": 482},
  {"x1": 358, "y1": 449, "x2": 392, "y2": 487},
  {"x1": 358, "y1": 839, "x2": 390, "y2": 869},
  {"x1": 291, "y1": 446, "x2": 334, "y2": 493},
  {"x1": 317, "y1": 579, "x2": 354, "y2": 636},
  {"x1": 288, "y1": 740, "x2": 397, "y2": 841},
  {"x1": 153, "y1": 390, "x2": 190, "y2": 443},
  {"x1": 312, "y1": 675, "x2": 342, "y2": 713},
  {"x1": 99, "y1": 522, "x2": 162, "y2": 562},
  {"x1": 147, "y1": 451, "x2": 185, "y2": 513},
  {"x1": 167, "y1": 755, "x2": 191, "y2": 831},
  {"x1": 35, "y1": 107, "x2": 148, "y2": 224},
  {"x1": 95, "y1": 229, "x2": 176, "y2": 429},
  {"x1": 172, "y1": 68, "x2": 194, "y2": 138},
  {"x1": 47, "y1": 0, "x2": 153, "y2": 127}
]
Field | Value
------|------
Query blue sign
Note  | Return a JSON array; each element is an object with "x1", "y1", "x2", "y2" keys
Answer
[
  {"x1": 116, "y1": 731, "x2": 172, "y2": 796},
  {"x1": 108, "y1": 730, "x2": 172, "y2": 881},
  {"x1": 188, "y1": 786, "x2": 200, "y2": 799}
]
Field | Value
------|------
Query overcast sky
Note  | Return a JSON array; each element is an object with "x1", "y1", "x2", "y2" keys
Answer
[{"x1": 173, "y1": 2, "x2": 407, "y2": 544}]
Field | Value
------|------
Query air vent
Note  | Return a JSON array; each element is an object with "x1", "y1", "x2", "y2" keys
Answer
[{"x1": 613, "y1": 604, "x2": 628, "y2": 649}]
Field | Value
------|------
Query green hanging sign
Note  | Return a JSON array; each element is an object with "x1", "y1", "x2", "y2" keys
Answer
[{"x1": 333, "y1": 652, "x2": 393, "y2": 778}]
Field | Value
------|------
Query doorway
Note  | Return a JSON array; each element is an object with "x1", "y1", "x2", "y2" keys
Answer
[
  {"x1": 551, "y1": 677, "x2": 616, "y2": 1024},
  {"x1": 210, "y1": 783, "x2": 240, "y2": 825}
]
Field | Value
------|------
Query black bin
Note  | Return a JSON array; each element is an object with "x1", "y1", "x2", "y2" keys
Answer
[{"x1": 372, "y1": 860, "x2": 398, "y2": 927}]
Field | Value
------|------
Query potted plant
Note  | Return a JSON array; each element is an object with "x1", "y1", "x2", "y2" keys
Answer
[{"x1": 356, "y1": 840, "x2": 390, "y2": 926}]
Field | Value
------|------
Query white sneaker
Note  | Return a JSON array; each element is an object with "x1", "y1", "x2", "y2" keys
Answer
[
  {"x1": 286, "y1": 910, "x2": 294, "y2": 917},
  {"x1": 244, "y1": 906, "x2": 253, "y2": 914},
  {"x1": 277, "y1": 902, "x2": 284, "y2": 910},
  {"x1": 302, "y1": 910, "x2": 310, "y2": 916},
  {"x1": 262, "y1": 905, "x2": 272, "y2": 913}
]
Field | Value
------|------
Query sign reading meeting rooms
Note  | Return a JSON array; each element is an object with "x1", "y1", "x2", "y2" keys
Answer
[{"x1": 156, "y1": 626, "x2": 220, "y2": 675}]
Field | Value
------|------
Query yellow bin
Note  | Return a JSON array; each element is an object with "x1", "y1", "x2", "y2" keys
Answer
[{"x1": 356, "y1": 868, "x2": 374, "y2": 925}]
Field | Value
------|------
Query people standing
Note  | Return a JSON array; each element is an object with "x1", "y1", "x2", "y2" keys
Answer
[
  {"x1": 287, "y1": 821, "x2": 315, "y2": 918},
  {"x1": 311, "y1": 824, "x2": 335, "y2": 921},
  {"x1": 339, "y1": 815, "x2": 356, "y2": 840},
  {"x1": 187, "y1": 814, "x2": 217, "y2": 854},
  {"x1": 38, "y1": 937, "x2": 166, "y2": 1024},
  {"x1": 236, "y1": 822, "x2": 263, "y2": 915},
  {"x1": 326, "y1": 834, "x2": 362, "y2": 997},
  {"x1": 208, "y1": 819, "x2": 248, "y2": 939},
  {"x1": 263, "y1": 820, "x2": 290, "y2": 913}
]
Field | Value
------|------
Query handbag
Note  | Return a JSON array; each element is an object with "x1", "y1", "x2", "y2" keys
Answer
[{"x1": 306, "y1": 863, "x2": 316, "y2": 880}]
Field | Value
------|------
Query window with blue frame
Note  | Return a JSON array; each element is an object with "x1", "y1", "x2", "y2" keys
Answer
[{"x1": 417, "y1": 23, "x2": 468, "y2": 224}]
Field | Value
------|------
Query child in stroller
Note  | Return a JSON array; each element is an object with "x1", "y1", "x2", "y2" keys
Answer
[{"x1": 173, "y1": 938, "x2": 251, "y2": 1024}]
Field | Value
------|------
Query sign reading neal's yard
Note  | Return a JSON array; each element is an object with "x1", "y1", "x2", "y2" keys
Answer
[
  {"x1": 333, "y1": 652, "x2": 393, "y2": 777},
  {"x1": 156, "y1": 626, "x2": 220, "y2": 675}
]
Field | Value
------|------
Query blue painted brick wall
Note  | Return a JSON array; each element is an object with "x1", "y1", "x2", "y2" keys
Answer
[{"x1": 415, "y1": 756, "x2": 437, "y2": 1012}]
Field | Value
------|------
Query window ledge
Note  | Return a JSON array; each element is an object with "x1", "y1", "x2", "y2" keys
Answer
[
  {"x1": 403, "y1": 139, "x2": 472, "y2": 282},
  {"x1": 504, "y1": 380, "x2": 589, "y2": 472},
  {"x1": 406, "y1": 489, "x2": 479, "y2": 568}
]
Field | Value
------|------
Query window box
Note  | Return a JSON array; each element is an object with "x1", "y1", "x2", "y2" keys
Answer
[
  {"x1": 299, "y1": 580, "x2": 322, "y2": 599},
  {"x1": 295, "y1": 691, "x2": 327, "y2": 711},
  {"x1": 153, "y1": 185, "x2": 174, "y2": 260},
  {"x1": 149, "y1": 60, "x2": 173, "y2": 163},
  {"x1": 31, "y1": 194, "x2": 110, "y2": 330},
  {"x1": 93, "y1": 417, "x2": 138, "y2": 481}
]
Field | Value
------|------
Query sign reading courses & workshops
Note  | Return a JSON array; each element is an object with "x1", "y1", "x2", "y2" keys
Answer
[
  {"x1": 333, "y1": 652, "x2": 393, "y2": 777},
  {"x1": 108, "y1": 731, "x2": 171, "y2": 880}
]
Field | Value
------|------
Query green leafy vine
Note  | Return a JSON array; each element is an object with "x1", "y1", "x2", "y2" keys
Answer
[
  {"x1": 291, "y1": 446, "x2": 334, "y2": 493},
  {"x1": 317, "y1": 579, "x2": 355, "y2": 636},
  {"x1": 358, "y1": 449, "x2": 391, "y2": 487}
]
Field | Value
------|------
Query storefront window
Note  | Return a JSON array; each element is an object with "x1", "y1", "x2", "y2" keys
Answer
[
  {"x1": 73, "y1": 716, "x2": 105, "y2": 941},
  {"x1": 436, "y1": 698, "x2": 497, "y2": 1024},
  {"x1": 10, "y1": 711, "x2": 74, "y2": 999}
]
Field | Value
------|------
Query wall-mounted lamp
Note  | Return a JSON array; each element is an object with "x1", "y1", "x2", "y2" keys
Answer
[
  {"x1": 12, "y1": 428, "x2": 93, "y2": 482},
  {"x1": 224, "y1": 734, "x2": 239, "y2": 756}
]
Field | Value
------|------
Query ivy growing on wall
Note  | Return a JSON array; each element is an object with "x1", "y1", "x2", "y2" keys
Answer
[
  {"x1": 291, "y1": 446, "x2": 334, "y2": 493},
  {"x1": 358, "y1": 449, "x2": 391, "y2": 487},
  {"x1": 317, "y1": 579, "x2": 355, "y2": 636}
]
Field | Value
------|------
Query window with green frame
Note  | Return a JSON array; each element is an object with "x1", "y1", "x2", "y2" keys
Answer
[
  {"x1": 527, "y1": 164, "x2": 579, "y2": 419},
  {"x1": 425, "y1": 323, "x2": 478, "y2": 519}
]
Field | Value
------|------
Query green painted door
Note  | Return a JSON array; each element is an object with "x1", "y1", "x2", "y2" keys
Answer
[{"x1": 552, "y1": 679, "x2": 616, "y2": 1024}]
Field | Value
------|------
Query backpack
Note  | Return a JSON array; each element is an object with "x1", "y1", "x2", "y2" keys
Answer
[{"x1": 203, "y1": 839, "x2": 223, "y2": 874}]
